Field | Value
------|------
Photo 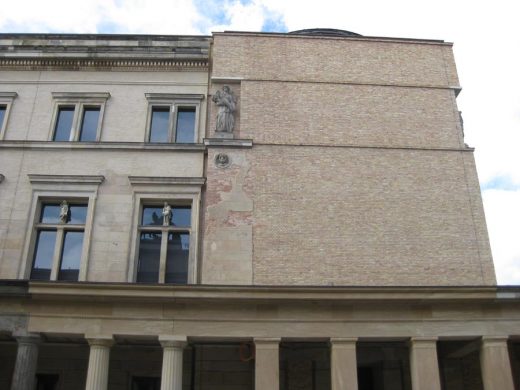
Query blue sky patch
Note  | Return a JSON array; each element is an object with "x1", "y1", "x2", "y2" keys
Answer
[
  {"x1": 481, "y1": 175, "x2": 520, "y2": 191},
  {"x1": 261, "y1": 12, "x2": 288, "y2": 33}
]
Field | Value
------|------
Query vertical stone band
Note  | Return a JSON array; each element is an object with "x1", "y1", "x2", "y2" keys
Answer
[
  {"x1": 85, "y1": 337, "x2": 114, "y2": 390},
  {"x1": 480, "y1": 336, "x2": 515, "y2": 390},
  {"x1": 159, "y1": 335, "x2": 187, "y2": 390},
  {"x1": 409, "y1": 337, "x2": 441, "y2": 390},
  {"x1": 10, "y1": 334, "x2": 41, "y2": 390},
  {"x1": 254, "y1": 338, "x2": 281, "y2": 390},
  {"x1": 330, "y1": 338, "x2": 358, "y2": 390}
]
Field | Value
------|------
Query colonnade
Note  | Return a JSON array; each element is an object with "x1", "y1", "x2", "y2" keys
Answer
[{"x1": 8, "y1": 334, "x2": 516, "y2": 390}]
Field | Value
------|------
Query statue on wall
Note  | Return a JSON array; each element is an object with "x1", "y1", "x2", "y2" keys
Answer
[
  {"x1": 212, "y1": 85, "x2": 237, "y2": 133},
  {"x1": 59, "y1": 201, "x2": 69, "y2": 223},
  {"x1": 162, "y1": 202, "x2": 172, "y2": 226}
]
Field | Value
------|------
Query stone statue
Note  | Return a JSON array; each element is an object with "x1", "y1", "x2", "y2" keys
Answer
[
  {"x1": 162, "y1": 202, "x2": 172, "y2": 226},
  {"x1": 59, "y1": 201, "x2": 69, "y2": 223},
  {"x1": 212, "y1": 85, "x2": 237, "y2": 133}
]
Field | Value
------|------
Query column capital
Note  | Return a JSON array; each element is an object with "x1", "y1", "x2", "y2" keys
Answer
[
  {"x1": 14, "y1": 333, "x2": 42, "y2": 345},
  {"x1": 409, "y1": 336, "x2": 439, "y2": 347},
  {"x1": 482, "y1": 335, "x2": 509, "y2": 345},
  {"x1": 86, "y1": 335, "x2": 114, "y2": 348},
  {"x1": 254, "y1": 337, "x2": 281, "y2": 348},
  {"x1": 330, "y1": 337, "x2": 358, "y2": 346},
  {"x1": 159, "y1": 335, "x2": 187, "y2": 349}
]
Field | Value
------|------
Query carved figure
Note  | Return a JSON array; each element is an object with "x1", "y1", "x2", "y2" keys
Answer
[
  {"x1": 215, "y1": 153, "x2": 230, "y2": 168},
  {"x1": 162, "y1": 202, "x2": 172, "y2": 226},
  {"x1": 212, "y1": 86, "x2": 237, "y2": 133},
  {"x1": 59, "y1": 201, "x2": 69, "y2": 223}
]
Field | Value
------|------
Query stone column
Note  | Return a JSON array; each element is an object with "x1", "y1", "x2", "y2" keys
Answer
[
  {"x1": 10, "y1": 333, "x2": 41, "y2": 390},
  {"x1": 330, "y1": 338, "x2": 358, "y2": 390},
  {"x1": 480, "y1": 336, "x2": 515, "y2": 390},
  {"x1": 85, "y1": 337, "x2": 114, "y2": 390},
  {"x1": 255, "y1": 338, "x2": 281, "y2": 390},
  {"x1": 409, "y1": 337, "x2": 441, "y2": 390},
  {"x1": 159, "y1": 335, "x2": 187, "y2": 390}
]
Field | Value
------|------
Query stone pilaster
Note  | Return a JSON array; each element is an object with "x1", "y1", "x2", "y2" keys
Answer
[
  {"x1": 331, "y1": 338, "x2": 358, "y2": 390},
  {"x1": 85, "y1": 337, "x2": 114, "y2": 390},
  {"x1": 409, "y1": 337, "x2": 441, "y2": 390},
  {"x1": 254, "y1": 338, "x2": 280, "y2": 390},
  {"x1": 159, "y1": 335, "x2": 187, "y2": 390},
  {"x1": 480, "y1": 336, "x2": 515, "y2": 390},
  {"x1": 10, "y1": 333, "x2": 41, "y2": 390}
]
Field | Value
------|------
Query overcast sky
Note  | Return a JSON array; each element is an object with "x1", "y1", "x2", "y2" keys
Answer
[{"x1": 1, "y1": 0, "x2": 519, "y2": 284}]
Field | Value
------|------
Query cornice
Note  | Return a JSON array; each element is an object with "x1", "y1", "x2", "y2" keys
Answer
[{"x1": 0, "y1": 58, "x2": 209, "y2": 71}]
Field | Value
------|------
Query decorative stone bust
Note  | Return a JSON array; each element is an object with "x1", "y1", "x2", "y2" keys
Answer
[
  {"x1": 212, "y1": 85, "x2": 237, "y2": 133},
  {"x1": 59, "y1": 201, "x2": 69, "y2": 223},
  {"x1": 162, "y1": 202, "x2": 172, "y2": 226}
]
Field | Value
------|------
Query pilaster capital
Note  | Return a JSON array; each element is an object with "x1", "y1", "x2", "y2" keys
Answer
[
  {"x1": 409, "y1": 337, "x2": 438, "y2": 347},
  {"x1": 159, "y1": 335, "x2": 188, "y2": 349},
  {"x1": 481, "y1": 336, "x2": 509, "y2": 347},
  {"x1": 85, "y1": 335, "x2": 114, "y2": 348},
  {"x1": 330, "y1": 337, "x2": 358, "y2": 347},
  {"x1": 254, "y1": 337, "x2": 281, "y2": 349}
]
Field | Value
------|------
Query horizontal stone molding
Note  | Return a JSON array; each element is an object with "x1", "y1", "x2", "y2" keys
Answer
[
  {"x1": 28, "y1": 174, "x2": 105, "y2": 185},
  {"x1": 204, "y1": 138, "x2": 253, "y2": 148},
  {"x1": 128, "y1": 176, "x2": 206, "y2": 186},
  {"x1": 0, "y1": 58, "x2": 209, "y2": 71},
  {"x1": 0, "y1": 140, "x2": 206, "y2": 152}
]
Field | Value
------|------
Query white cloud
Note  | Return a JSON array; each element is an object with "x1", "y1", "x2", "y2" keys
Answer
[{"x1": 483, "y1": 189, "x2": 520, "y2": 284}]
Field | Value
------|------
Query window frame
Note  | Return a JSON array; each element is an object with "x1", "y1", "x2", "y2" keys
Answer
[
  {"x1": 144, "y1": 93, "x2": 204, "y2": 144},
  {"x1": 128, "y1": 176, "x2": 204, "y2": 284},
  {"x1": 20, "y1": 174, "x2": 104, "y2": 281},
  {"x1": 49, "y1": 92, "x2": 110, "y2": 142},
  {"x1": 0, "y1": 92, "x2": 18, "y2": 140}
]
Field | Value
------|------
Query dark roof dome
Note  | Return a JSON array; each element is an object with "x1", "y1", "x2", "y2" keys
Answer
[{"x1": 288, "y1": 28, "x2": 362, "y2": 37}]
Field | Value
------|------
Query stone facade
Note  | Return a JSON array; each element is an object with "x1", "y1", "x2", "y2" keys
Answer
[{"x1": 0, "y1": 31, "x2": 516, "y2": 390}]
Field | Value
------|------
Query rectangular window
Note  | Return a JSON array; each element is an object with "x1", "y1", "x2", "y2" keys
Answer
[
  {"x1": 50, "y1": 92, "x2": 109, "y2": 142},
  {"x1": 145, "y1": 93, "x2": 203, "y2": 143},
  {"x1": 30, "y1": 201, "x2": 88, "y2": 281},
  {"x1": 136, "y1": 204, "x2": 191, "y2": 284},
  {"x1": 0, "y1": 92, "x2": 17, "y2": 140}
]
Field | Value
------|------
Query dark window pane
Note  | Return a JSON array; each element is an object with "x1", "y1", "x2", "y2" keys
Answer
[
  {"x1": 149, "y1": 107, "x2": 170, "y2": 142},
  {"x1": 0, "y1": 105, "x2": 5, "y2": 128},
  {"x1": 142, "y1": 207, "x2": 163, "y2": 226},
  {"x1": 58, "y1": 231, "x2": 83, "y2": 281},
  {"x1": 172, "y1": 207, "x2": 191, "y2": 227},
  {"x1": 136, "y1": 232, "x2": 161, "y2": 283},
  {"x1": 165, "y1": 233, "x2": 189, "y2": 284},
  {"x1": 132, "y1": 377, "x2": 161, "y2": 390},
  {"x1": 36, "y1": 373, "x2": 59, "y2": 390},
  {"x1": 79, "y1": 107, "x2": 100, "y2": 141},
  {"x1": 175, "y1": 107, "x2": 195, "y2": 143},
  {"x1": 31, "y1": 230, "x2": 56, "y2": 280},
  {"x1": 53, "y1": 107, "x2": 75, "y2": 141},
  {"x1": 69, "y1": 204, "x2": 88, "y2": 224},
  {"x1": 40, "y1": 204, "x2": 61, "y2": 223}
]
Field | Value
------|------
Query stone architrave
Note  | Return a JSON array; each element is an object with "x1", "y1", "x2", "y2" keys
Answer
[
  {"x1": 85, "y1": 337, "x2": 114, "y2": 390},
  {"x1": 10, "y1": 333, "x2": 41, "y2": 390},
  {"x1": 255, "y1": 338, "x2": 281, "y2": 390},
  {"x1": 331, "y1": 338, "x2": 358, "y2": 390},
  {"x1": 159, "y1": 335, "x2": 187, "y2": 390},
  {"x1": 480, "y1": 336, "x2": 515, "y2": 390}
]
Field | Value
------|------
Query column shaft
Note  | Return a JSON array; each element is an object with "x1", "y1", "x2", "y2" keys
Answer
[
  {"x1": 255, "y1": 338, "x2": 280, "y2": 390},
  {"x1": 331, "y1": 338, "x2": 358, "y2": 390},
  {"x1": 85, "y1": 338, "x2": 113, "y2": 390},
  {"x1": 480, "y1": 337, "x2": 515, "y2": 390},
  {"x1": 10, "y1": 334, "x2": 41, "y2": 390},
  {"x1": 409, "y1": 338, "x2": 441, "y2": 390},
  {"x1": 159, "y1": 335, "x2": 187, "y2": 390}
]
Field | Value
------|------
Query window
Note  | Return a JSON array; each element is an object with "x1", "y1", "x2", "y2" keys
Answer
[
  {"x1": 127, "y1": 176, "x2": 203, "y2": 284},
  {"x1": 31, "y1": 201, "x2": 88, "y2": 281},
  {"x1": 50, "y1": 92, "x2": 110, "y2": 141},
  {"x1": 0, "y1": 92, "x2": 17, "y2": 140},
  {"x1": 145, "y1": 93, "x2": 203, "y2": 143},
  {"x1": 22, "y1": 174, "x2": 104, "y2": 281},
  {"x1": 136, "y1": 203, "x2": 191, "y2": 284}
]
